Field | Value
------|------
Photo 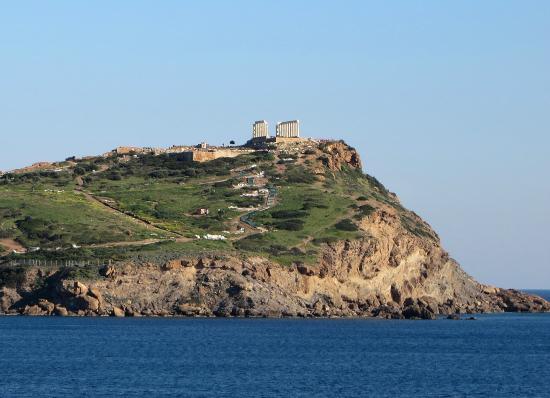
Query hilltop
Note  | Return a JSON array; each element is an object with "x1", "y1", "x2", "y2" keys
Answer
[{"x1": 0, "y1": 139, "x2": 548, "y2": 318}]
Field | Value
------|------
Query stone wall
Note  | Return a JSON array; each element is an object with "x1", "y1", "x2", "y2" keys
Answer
[{"x1": 184, "y1": 149, "x2": 254, "y2": 162}]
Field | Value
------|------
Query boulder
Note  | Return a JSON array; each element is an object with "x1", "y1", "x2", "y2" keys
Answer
[
  {"x1": 482, "y1": 285, "x2": 499, "y2": 295},
  {"x1": 73, "y1": 281, "x2": 88, "y2": 296},
  {"x1": 418, "y1": 296, "x2": 440, "y2": 315},
  {"x1": 163, "y1": 260, "x2": 182, "y2": 271},
  {"x1": 176, "y1": 304, "x2": 203, "y2": 316},
  {"x1": 37, "y1": 299, "x2": 55, "y2": 314},
  {"x1": 54, "y1": 305, "x2": 69, "y2": 316},
  {"x1": 88, "y1": 287, "x2": 103, "y2": 303},
  {"x1": 23, "y1": 305, "x2": 47, "y2": 316},
  {"x1": 80, "y1": 295, "x2": 100, "y2": 312},
  {"x1": 111, "y1": 307, "x2": 125, "y2": 317},
  {"x1": 231, "y1": 307, "x2": 246, "y2": 317},
  {"x1": 124, "y1": 308, "x2": 141, "y2": 317},
  {"x1": 99, "y1": 265, "x2": 116, "y2": 277},
  {"x1": 163, "y1": 259, "x2": 190, "y2": 271},
  {"x1": 402, "y1": 303, "x2": 435, "y2": 320},
  {"x1": 0, "y1": 287, "x2": 21, "y2": 313}
]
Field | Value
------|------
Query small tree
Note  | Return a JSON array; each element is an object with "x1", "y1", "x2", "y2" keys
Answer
[
  {"x1": 73, "y1": 167, "x2": 86, "y2": 176},
  {"x1": 334, "y1": 219, "x2": 358, "y2": 231}
]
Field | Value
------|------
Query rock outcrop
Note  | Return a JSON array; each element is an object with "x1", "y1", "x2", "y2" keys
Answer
[
  {"x1": 1, "y1": 228, "x2": 548, "y2": 318},
  {"x1": 0, "y1": 140, "x2": 547, "y2": 319},
  {"x1": 318, "y1": 140, "x2": 362, "y2": 171}
]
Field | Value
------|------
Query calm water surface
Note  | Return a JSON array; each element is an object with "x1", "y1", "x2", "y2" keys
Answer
[{"x1": 1, "y1": 290, "x2": 549, "y2": 398}]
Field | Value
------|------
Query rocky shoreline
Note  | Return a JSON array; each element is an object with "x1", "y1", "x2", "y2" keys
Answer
[{"x1": 1, "y1": 253, "x2": 548, "y2": 320}]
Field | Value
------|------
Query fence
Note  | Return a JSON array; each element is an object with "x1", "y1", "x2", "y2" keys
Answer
[{"x1": 0, "y1": 258, "x2": 112, "y2": 268}]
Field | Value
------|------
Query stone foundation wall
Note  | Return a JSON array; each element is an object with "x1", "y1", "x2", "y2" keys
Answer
[{"x1": 184, "y1": 149, "x2": 254, "y2": 162}]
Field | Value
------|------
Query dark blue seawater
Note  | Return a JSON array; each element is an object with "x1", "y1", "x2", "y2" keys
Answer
[{"x1": 1, "y1": 291, "x2": 549, "y2": 398}]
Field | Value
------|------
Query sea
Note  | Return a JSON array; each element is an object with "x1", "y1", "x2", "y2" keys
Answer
[{"x1": 1, "y1": 290, "x2": 549, "y2": 398}]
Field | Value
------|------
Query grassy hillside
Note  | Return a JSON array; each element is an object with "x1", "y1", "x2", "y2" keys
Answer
[
  {"x1": 0, "y1": 187, "x2": 164, "y2": 248},
  {"x1": 0, "y1": 141, "x2": 435, "y2": 265}
]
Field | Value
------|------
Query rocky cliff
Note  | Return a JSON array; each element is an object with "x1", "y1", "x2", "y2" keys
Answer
[
  {"x1": 1, "y1": 202, "x2": 547, "y2": 319},
  {"x1": 0, "y1": 140, "x2": 548, "y2": 318},
  {"x1": 1, "y1": 248, "x2": 547, "y2": 319}
]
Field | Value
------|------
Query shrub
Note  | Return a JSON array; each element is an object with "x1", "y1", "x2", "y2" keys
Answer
[
  {"x1": 358, "y1": 204, "x2": 375, "y2": 216},
  {"x1": 60, "y1": 265, "x2": 100, "y2": 280},
  {"x1": 73, "y1": 167, "x2": 86, "y2": 176},
  {"x1": 268, "y1": 244, "x2": 288, "y2": 255},
  {"x1": 149, "y1": 170, "x2": 168, "y2": 178},
  {"x1": 334, "y1": 219, "x2": 358, "y2": 231},
  {"x1": 272, "y1": 219, "x2": 304, "y2": 231},
  {"x1": 0, "y1": 266, "x2": 27, "y2": 288},
  {"x1": 365, "y1": 174, "x2": 389, "y2": 196},
  {"x1": 312, "y1": 236, "x2": 339, "y2": 245},
  {"x1": 107, "y1": 172, "x2": 122, "y2": 181},
  {"x1": 16, "y1": 217, "x2": 64, "y2": 242},
  {"x1": 284, "y1": 166, "x2": 317, "y2": 184},
  {"x1": 230, "y1": 196, "x2": 263, "y2": 207},
  {"x1": 289, "y1": 247, "x2": 305, "y2": 255},
  {"x1": 270, "y1": 210, "x2": 308, "y2": 219},
  {"x1": 302, "y1": 200, "x2": 328, "y2": 210},
  {"x1": 234, "y1": 234, "x2": 265, "y2": 252}
]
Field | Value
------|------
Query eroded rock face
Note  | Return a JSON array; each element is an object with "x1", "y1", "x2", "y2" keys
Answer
[
  {"x1": 0, "y1": 176, "x2": 548, "y2": 319},
  {"x1": 318, "y1": 141, "x2": 362, "y2": 171},
  {"x1": 0, "y1": 287, "x2": 21, "y2": 314},
  {"x1": 2, "y1": 240, "x2": 547, "y2": 319}
]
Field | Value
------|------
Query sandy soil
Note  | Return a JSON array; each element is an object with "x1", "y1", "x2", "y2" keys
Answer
[{"x1": 0, "y1": 238, "x2": 26, "y2": 254}]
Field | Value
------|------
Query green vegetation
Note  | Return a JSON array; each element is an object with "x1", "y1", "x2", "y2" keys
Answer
[
  {"x1": 334, "y1": 219, "x2": 358, "y2": 231},
  {"x1": 270, "y1": 210, "x2": 308, "y2": 218},
  {"x1": 0, "y1": 188, "x2": 159, "y2": 248},
  {"x1": 399, "y1": 213, "x2": 437, "y2": 240},
  {"x1": 354, "y1": 204, "x2": 375, "y2": 220},
  {"x1": 282, "y1": 165, "x2": 318, "y2": 184},
  {"x1": 0, "y1": 266, "x2": 27, "y2": 288},
  {"x1": 1, "y1": 239, "x2": 232, "y2": 266},
  {"x1": 0, "y1": 141, "x2": 437, "y2": 268},
  {"x1": 239, "y1": 184, "x2": 361, "y2": 263},
  {"x1": 60, "y1": 265, "x2": 101, "y2": 281}
]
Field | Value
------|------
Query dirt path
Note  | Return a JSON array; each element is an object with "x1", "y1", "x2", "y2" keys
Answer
[
  {"x1": 86, "y1": 238, "x2": 162, "y2": 248},
  {"x1": 196, "y1": 177, "x2": 231, "y2": 186},
  {"x1": 85, "y1": 237, "x2": 191, "y2": 249},
  {"x1": 0, "y1": 238, "x2": 26, "y2": 254},
  {"x1": 75, "y1": 190, "x2": 184, "y2": 238}
]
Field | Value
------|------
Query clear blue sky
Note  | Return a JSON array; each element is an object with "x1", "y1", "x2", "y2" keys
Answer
[{"x1": 1, "y1": 1, "x2": 549, "y2": 288}]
